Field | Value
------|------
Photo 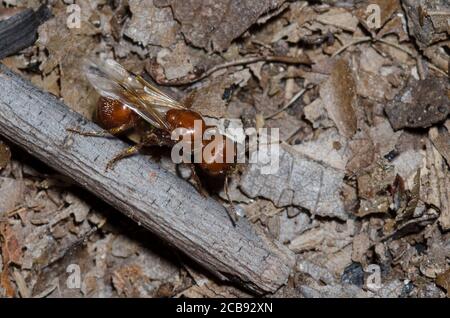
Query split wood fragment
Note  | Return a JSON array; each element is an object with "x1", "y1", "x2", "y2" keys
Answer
[{"x1": 0, "y1": 5, "x2": 51, "y2": 59}]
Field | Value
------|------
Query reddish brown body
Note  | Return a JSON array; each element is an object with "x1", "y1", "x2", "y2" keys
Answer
[
  {"x1": 198, "y1": 136, "x2": 234, "y2": 177},
  {"x1": 96, "y1": 98, "x2": 234, "y2": 176},
  {"x1": 165, "y1": 109, "x2": 206, "y2": 145},
  {"x1": 96, "y1": 97, "x2": 137, "y2": 129},
  {"x1": 79, "y1": 59, "x2": 239, "y2": 223}
]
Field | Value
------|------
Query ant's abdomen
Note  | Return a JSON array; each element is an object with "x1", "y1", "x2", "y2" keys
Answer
[
  {"x1": 96, "y1": 97, "x2": 137, "y2": 130},
  {"x1": 166, "y1": 109, "x2": 234, "y2": 176},
  {"x1": 165, "y1": 109, "x2": 206, "y2": 145}
]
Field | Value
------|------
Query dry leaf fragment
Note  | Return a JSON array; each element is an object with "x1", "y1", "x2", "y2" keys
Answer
[
  {"x1": 0, "y1": 223, "x2": 23, "y2": 297},
  {"x1": 369, "y1": 117, "x2": 402, "y2": 158},
  {"x1": 156, "y1": 43, "x2": 194, "y2": 81},
  {"x1": 429, "y1": 125, "x2": 450, "y2": 166},
  {"x1": 351, "y1": 232, "x2": 371, "y2": 264},
  {"x1": 392, "y1": 149, "x2": 424, "y2": 184},
  {"x1": 13, "y1": 269, "x2": 30, "y2": 298},
  {"x1": 358, "y1": 47, "x2": 386, "y2": 74},
  {"x1": 0, "y1": 224, "x2": 22, "y2": 266},
  {"x1": 423, "y1": 44, "x2": 449, "y2": 74},
  {"x1": 112, "y1": 264, "x2": 147, "y2": 297},
  {"x1": 124, "y1": 0, "x2": 179, "y2": 47},
  {"x1": 241, "y1": 144, "x2": 347, "y2": 220},
  {"x1": 155, "y1": 0, "x2": 285, "y2": 51},
  {"x1": 355, "y1": 0, "x2": 401, "y2": 32},
  {"x1": 419, "y1": 242, "x2": 449, "y2": 279},
  {"x1": 316, "y1": 8, "x2": 359, "y2": 33},
  {"x1": 346, "y1": 130, "x2": 375, "y2": 173},
  {"x1": 178, "y1": 265, "x2": 250, "y2": 298},
  {"x1": 394, "y1": 169, "x2": 420, "y2": 224},
  {"x1": 245, "y1": 199, "x2": 282, "y2": 224},
  {"x1": 30, "y1": 68, "x2": 60, "y2": 97},
  {"x1": 385, "y1": 76, "x2": 449, "y2": 130},
  {"x1": 402, "y1": 0, "x2": 449, "y2": 49},
  {"x1": 376, "y1": 280, "x2": 404, "y2": 298},
  {"x1": 320, "y1": 58, "x2": 357, "y2": 138},
  {"x1": 0, "y1": 141, "x2": 11, "y2": 171},
  {"x1": 356, "y1": 69, "x2": 394, "y2": 102},
  {"x1": 421, "y1": 140, "x2": 450, "y2": 231},
  {"x1": 303, "y1": 98, "x2": 334, "y2": 129},
  {"x1": 37, "y1": 5, "x2": 98, "y2": 118},
  {"x1": 356, "y1": 164, "x2": 396, "y2": 217},
  {"x1": 289, "y1": 224, "x2": 354, "y2": 255},
  {"x1": 111, "y1": 235, "x2": 137, "y2": 259},
  {"x1": 294, "y1": 128, "x2": 350, "y2": 171},
  {"x1": 0, "y1": 178, "x2": 25, "y2": 215},
  {"x1": 299, "y1": 282, "x2": 370, "y2": 298},
  {"x1": 290, "y1": 221, "x2": 354, "y2": 261},
  {"x1": 190, "y1": 76, "x2": 236, "y2": 118},
  {"x1": 376, "y1": 15, "x2": 410, "y2": 42},
  {"x1": 436, "y1": 269, "x2": 450, "y2": 297},
  {"x1": 279, "y1": 211, "x2": 311, "y2": 244}
]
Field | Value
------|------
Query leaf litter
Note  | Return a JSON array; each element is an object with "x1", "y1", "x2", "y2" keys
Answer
[{"x1": 1, "y1": 0, "x2": 449, "y2": 298}]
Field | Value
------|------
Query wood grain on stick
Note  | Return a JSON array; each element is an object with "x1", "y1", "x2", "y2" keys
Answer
[
  {"x1": 0, "y1": 64, "x2": 294, "y2": 294},
  {"x1": 0, "y1": 5, "x2": 51, "y2": 59}
]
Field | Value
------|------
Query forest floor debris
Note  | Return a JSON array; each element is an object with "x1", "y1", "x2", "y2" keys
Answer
[{"x1": 0, "y1": 0, "x2": 449, "y2": 298}]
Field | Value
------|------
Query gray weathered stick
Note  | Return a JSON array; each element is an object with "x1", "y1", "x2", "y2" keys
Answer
[
  {"x1": 0, "y1": 5, "x2": 51, "y2": 59},
  {"x1": 0, "y1": 64, "x2": 294, "y2": 294}
]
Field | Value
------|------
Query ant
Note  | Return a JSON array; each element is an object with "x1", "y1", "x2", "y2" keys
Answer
[{"x1": 68, "y1": 59, "x2": 240, "y2": 224}]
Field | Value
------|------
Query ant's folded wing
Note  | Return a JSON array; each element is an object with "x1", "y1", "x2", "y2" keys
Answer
[{"x1": 84, "y1": 58, "x2": 185, "y2": 130}]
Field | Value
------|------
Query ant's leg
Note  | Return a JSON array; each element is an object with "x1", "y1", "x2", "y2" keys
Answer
[
  {"x1": 67, "y1": 122, "x2": 135, "y2": 137},
  {"x1": 105, "y1": 132, "x2": 172, "y2": 171},
  {"x1": 224, "y1": 174, "x2": 238, "y2": 226},
  {"x1": 142, "y1": 131, "x2": 174, "y2": 147},
  {"x1": 105, "y1": 142, "x2": 145, "y2": 171},
  {"x1": 187, "y1": 164, "x2": 209, "y2": 197},
  {"x1": 180, "y1": 90, "x2": 197, "y2": 109}
]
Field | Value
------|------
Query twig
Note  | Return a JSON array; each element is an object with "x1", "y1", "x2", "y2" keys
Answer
[
  {"x1": 283, "y1": 127, "x2": 303, "y2": 144},
  {"x1": 378, "y1": 214, "x2": 438, "y2": 242},
  {"x1": 376, "y1": 39, "x2": 449, "y2": 76},
  {"x1": 12, "y1": 269, "x2": 31, "y2": 298},
  {"x1": 264, "y1": 85, "x2": 314, "y2": 120},
  {"x1": 150, "y1": 55, "x2": 311, "y2": 86},
  {"x1": 332, "y1": 36, "x2": 417, "y2": 59},
  {"x1": 0, "y1": 5, "x2": 51, "y2": 59},
  {"x1": 251, "y1": 40, "x2": 274, "y2": 52},
  {"x1": 32, "y1": 279, "x2": 58, "y2": 298},
  {"x1": 423, "y1": 10, "x2": 450, "y2": 16},
  {"x1": 332, "y1": 36, "x2": 372, "y2": 57},
  {"x1": 376, "y1": 38, "x2": 416, "y2": 57},
  {"x1": 416, "y1": 56, "x2": 426, "y2": 80},
  {"x1": 427, "y1": 62, "x2": 448, "y2": 76},
  {"x1": 0, "y1": 64, "x2": 294, "y2": 295}
]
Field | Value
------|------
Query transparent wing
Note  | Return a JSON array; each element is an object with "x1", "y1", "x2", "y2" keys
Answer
[{"x1": 83, "y1": 58, "x2": 186, "y2": 130}]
